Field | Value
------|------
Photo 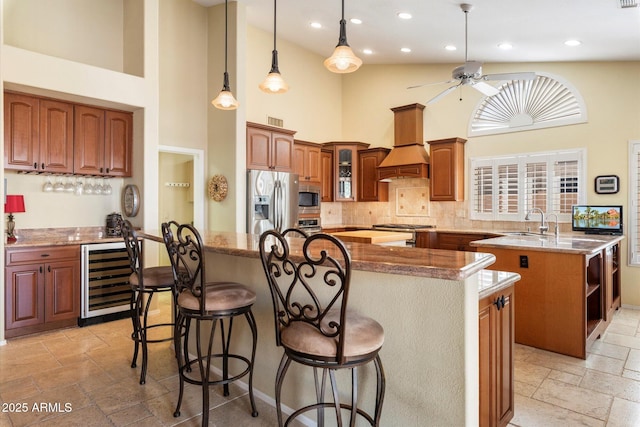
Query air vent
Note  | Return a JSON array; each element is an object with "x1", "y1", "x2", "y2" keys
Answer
[
  {"x1": 619, "y1": 0, "x2": 638, "y2": 7},
  {"x1": 267, "y1": 116, "x2": 283, "y2": 127}
]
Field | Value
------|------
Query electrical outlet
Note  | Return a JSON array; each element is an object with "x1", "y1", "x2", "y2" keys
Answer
[{"x1": 519, "y1": 255, "x2": 529, "y2": 268}]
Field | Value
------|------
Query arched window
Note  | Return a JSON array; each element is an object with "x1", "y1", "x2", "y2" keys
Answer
[{"x1": 469, "y1": 72, "x2": 587, "y2": 137}]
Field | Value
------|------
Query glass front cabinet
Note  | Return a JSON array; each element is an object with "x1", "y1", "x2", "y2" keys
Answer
[{"x1": 323, "y1": 142, "x2": 369, "y2": 202}]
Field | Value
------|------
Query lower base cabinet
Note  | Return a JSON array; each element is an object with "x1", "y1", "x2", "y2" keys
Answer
[
  {"x1": 479, "y1": 284, "x2": 515, "y2": 427},
  {"x1": 5, "y1": 246, "x2": 80, "y2": 338}
]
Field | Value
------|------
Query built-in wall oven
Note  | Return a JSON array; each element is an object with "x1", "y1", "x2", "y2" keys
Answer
[
  {"x1": 298, "y1": 184, "x2": 321, "y2": 215},
  {"x1": 79, "y1": 241, "x2": 133, "y2": 326}
]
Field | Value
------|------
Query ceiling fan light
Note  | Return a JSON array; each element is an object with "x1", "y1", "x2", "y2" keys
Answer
[
  {"x1": 324, "y1": 45, "x2": 362, "y2": 73},
  {"x1": 260, "y1": 71, "x2": 289, "y2": 93}
]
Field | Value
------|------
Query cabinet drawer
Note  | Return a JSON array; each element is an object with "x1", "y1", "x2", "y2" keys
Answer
[{"x1": 6, "y1": 246, "x2": 80, "y2": 266}]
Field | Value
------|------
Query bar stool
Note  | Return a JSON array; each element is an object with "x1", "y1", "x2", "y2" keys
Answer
[
  {"x1": 259, "y1": 229, "x2": 386, "y2": 426},
  {"x1": 121, "y1": 219, "x2": 177, "y2": 385},
  {"x1": 161, "y1": 222, "x2": 258, "y2": 426}
]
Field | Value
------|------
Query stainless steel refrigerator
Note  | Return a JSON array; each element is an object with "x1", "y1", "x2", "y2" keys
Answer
[{"x1": 247, "y1": 169, "x2": 299, "y2": 234}]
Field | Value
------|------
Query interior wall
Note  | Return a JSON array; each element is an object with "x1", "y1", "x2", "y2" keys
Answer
[{"x1": 3, "y1": 0, "x2": 126, "y2": 73}]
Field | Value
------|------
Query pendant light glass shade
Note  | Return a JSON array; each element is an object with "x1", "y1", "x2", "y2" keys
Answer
[
  {"x1": 212, "y1": 0, "x2": 238, "y2": 110},
  {"x1": 260, "y1": 0, "x2": 288, "y2": 93},
  {"x1": 324, "y1": 1, "x2": 362, "y2": 74}
]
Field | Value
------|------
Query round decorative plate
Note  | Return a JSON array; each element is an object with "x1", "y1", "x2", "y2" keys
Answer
[
  {"x1": 208, "y1": 175, "x2": 228, "y2": 202},
  {"x1": 122, "y1": 184, "x2": 140, "y2": 217}
]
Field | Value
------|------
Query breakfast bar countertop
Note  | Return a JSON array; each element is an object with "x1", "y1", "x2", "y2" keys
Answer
[
  {"x1": 5, "y1": 227, "x2": 123, "y2": 247},
  {"x1": 139, "y1": 229, "x2": 501, "y2": 282}
]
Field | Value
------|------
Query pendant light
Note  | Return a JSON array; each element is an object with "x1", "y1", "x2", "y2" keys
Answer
[
  {"x1": 259, "y1": 0, "x2": 288, "y2": 93},
  {"x1": 212, "y1": 0, "x2": 239, "y2": 110},
  {"x1": 324, "y1": 0, "x2": 362, "y2": 73}
]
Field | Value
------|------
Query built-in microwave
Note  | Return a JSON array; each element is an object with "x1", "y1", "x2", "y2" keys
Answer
[{"x1": 298, "y1": 184, "x2": 321, "y2": 215}]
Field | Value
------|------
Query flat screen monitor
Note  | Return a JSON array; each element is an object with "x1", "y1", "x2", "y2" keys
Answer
[{"x1": 571, "y1": 205, "x2": 623, "y2": 235}]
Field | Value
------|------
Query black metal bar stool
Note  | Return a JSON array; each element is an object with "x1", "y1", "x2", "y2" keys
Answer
[
  {"x1": 161, "y1": 222, "x2": 258, "y2": 426},
  {"x1": 121, "y1": 219, "x2": 177, "y2": 385},
  {"x1": 259, "y1": 229, "x2": 386, "y2": 427}
]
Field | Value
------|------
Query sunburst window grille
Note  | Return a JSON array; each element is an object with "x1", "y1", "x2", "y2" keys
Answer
[{"x1": 469, "y1": 73, "x2": 587, "y2": 137}]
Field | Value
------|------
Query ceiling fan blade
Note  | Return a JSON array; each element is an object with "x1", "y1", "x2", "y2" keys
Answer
[
  {"x1": 483, "y1": 72, "x2": 536, "y2": 81},
  {"x1": 426, "y1": 85, "x2": 459, "y2": 104},
  {"x1": 470, "y1": 81, "x2": 500, "y2": 96},
  {"x1": 407, "y1": 79, "x2": 456, "y2": 90}
]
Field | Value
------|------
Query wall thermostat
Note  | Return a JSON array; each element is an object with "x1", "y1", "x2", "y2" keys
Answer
[{"x1": 594, "y1": 175, "x2": 619, "y2": 194}]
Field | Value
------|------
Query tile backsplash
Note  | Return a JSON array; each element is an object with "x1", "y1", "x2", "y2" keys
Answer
[{"x1": 321, "y1": 177, "x2": 573, "y2": 233}]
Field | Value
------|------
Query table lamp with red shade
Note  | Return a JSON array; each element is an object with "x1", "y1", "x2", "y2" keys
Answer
[{"x1": 5, "y1": 195, "x2": 25, "y2": 243}]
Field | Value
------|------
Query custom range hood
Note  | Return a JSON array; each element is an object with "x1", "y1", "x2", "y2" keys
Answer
[{"x1": 377, "y1": 103, "x2": 429, "y2": 180}]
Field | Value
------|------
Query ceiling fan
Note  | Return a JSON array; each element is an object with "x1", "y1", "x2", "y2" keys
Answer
[{"x1": 409, "y1": 3, "x2": 536, "y2": 104}]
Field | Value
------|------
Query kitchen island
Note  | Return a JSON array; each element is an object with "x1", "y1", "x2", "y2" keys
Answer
[
  {"x1": 472, "y1": 233, "x2": 624, "y2": 359},
  {"x1": 141, "y1": 229, "x2": 520, "y2": 427}
]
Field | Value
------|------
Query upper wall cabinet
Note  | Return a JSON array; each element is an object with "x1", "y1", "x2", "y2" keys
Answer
[
  {"x1": 294, "y1": 140, "x2": 322, "y2": 184},
  {"x1": 429, "y1": 137, "x2": 466, "y2": 201},
  {"x1": 4, "y1": 92, "x2": 74, "y2": 174},
  {"x1": 4, "y1": 91, "x2": 133, "y2": 177},
  {"x1": 323, "y1": 142, "x2": 370, "y2": 202},
  {"x1": 246, "y1": 122, "x2": 296, "y2": 173},
  {"x1": 358, "y1": 147, "x2": 390, "y2": 202},
  {"x1": 74, "y1": 105, "x2": 133, "y2": 177},
  {"x1": 320, "y1": 148, "x2": 334, "y2": 202}
]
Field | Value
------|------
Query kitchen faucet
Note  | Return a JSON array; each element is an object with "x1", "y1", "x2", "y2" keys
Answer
[
  {"x1": 525, "y1": 208, "x2": 548, "y2": 234},
  {"x1": 546, "y1": 213, "x2": 559, "y2": 238}
]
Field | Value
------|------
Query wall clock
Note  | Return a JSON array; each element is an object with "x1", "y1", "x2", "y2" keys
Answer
[
  {"x1": 594, "y1": 175, "x2": 619, "y2": 194},
  {"x1": 122, "y1": 184, "x2": 140, "y2": 217},
  {"x1": 208, "y1": 174, "x2": 228, "y2": 202}
]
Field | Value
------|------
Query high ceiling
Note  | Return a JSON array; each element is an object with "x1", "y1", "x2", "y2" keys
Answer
[{"x1": 192, "y1": 0, "x2": 640, "y2": 64}]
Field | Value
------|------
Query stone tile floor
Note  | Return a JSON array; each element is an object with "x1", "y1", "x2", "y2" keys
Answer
[{"x1": 1, "y1": 294, "x2": 640, "y2": 426}]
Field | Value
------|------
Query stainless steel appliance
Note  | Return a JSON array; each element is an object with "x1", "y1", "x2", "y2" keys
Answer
[
  {"x1": 371, "y1": 223, "x2": 436, "y2": 247},
  {"x1": 247, "y1": 169, "x2": 299, "y2": 234},
  {"x1": 79, "y1": 241, "x2": 132, "y2": 326},
  {"x1": 298, "y1": 217, "x2": 322, "y2": 234},
  {"x1": 298, "y1": 184, "x2": 321, "y2": 215}
]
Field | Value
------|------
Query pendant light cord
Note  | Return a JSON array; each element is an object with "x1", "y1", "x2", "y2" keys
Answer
[
  {"x1": 273, "y1": 0, "x2": 277, "y2": 50},
  {"x1": 222, "y1": 0, "x2": 230, "y2": 91}
]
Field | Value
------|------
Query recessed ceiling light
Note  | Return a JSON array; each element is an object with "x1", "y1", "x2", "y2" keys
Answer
[
  {"x1": 350, "y1": 18, "x2": 362, "y2": 24},
  {"x1": 498, "y1": 42, "x2": 513, "y2": 50},
  {"x1": 445, "y1": 45, "x2": 457, "y2": 51},
  {"x1": 565, "y1": 39, "x2": 581, "y2": 46},
  {"x1": 401, "y1": 47, "x2": 411, "y2": 53},
  {"x1": 310, "y1": 22, "x2": 322, "y2": 29},
  {"x1": 397, "y1": 12, "x2": 412, "y2": 19},
  {"x1": 363, "y1": 49, "x2": 373, "y2": 55}
]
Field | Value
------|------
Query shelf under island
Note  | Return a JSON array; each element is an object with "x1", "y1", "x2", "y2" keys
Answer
[{"x1": 140, "y1": 230, "x2": 520, "y2": 427}]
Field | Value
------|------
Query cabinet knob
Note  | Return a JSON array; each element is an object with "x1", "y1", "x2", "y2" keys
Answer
[
  {"x1": 39, "y1": 266, "x2": 43, "y2": 274},
  {"x1": 48, "y1": 265, "x2": 51, "y2": 273},
  {"x1": 41, "y1": 163, "x2": 45, "y2": 170},
  {"x1": 33, "y1": 162, "x2": 38, "y2": 170}
]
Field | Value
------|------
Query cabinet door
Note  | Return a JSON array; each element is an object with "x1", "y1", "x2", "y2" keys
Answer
[
  {"x1": 45, "y1": 260, "x2": 80, "y2": 323},
  {"x1": 335, "y1": 146, "x2": 357, "y2": 201},
  {"x1": 321, "y1": 150, "x2": 334, "y2": 202},
  {"x1": 4, "y1": 92, "x2": 39, "y2": 171},
  {"x1": 305, "y1": 145, "x2": 321, "y2": 182},
  {"x1": 104, "y1": 110, "x2": 133, "y2": 177},
  {"x1": 496, "y1": 289, "x2": 515, "y2": 426},
  {"x1": 74, "y1": 105, "x2": 105, "y2": 175},
  {"x1": 5, "y1": 264, "x2": 45, "y2": 329},
  {"x1": 247, "y1": 126, "x2": 272, "y2": 170},
  {"x1": 271, "y1": 131, "x2": 294, "y2": 172},
  {"x1": 39, "y1": 99, "x2": 74, "y2": 173},
  {"x1": 358, "y1": 148, "x2": 389, "y2": 202},
  {"x1": 478, "y1": 301, "x2": 494, "y2": 427},
  {"x1": 429, "y1": 138, "x2": 465, "y2": 201}
]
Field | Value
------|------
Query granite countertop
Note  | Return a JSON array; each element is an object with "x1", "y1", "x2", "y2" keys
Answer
[
  {"x1": 471, "y1": 232, "x2": 624, "y2": 254},
  {"x1": 140, "y1": 229, "x2": 498, "y2": 282},
  {"x1": 5, "y1": 227, "x2": 123, "y2": 248}
]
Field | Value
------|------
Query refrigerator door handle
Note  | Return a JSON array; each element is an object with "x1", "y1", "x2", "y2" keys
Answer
[{"x1": 274, "y1": 180, "x2": 281, "y2": 231}]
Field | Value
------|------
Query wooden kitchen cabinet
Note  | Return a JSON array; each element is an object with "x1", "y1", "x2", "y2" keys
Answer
[
  {"x1": 429, "y1": 137, "x2": 466, "y2": 201},
  {"x1": 4, "y1": 92, "x2": 74, "y2": 173},
  {"x1": 74, "y1": 105, "x2": 132, "y2": 177},
  {"x1": 246, "y1": 122, "x2": 296, "y2": 172},
  {"x1": 294, "y1": 140, "x2": 321, "y2": 184},
  {"x1": 479, "y1": 284, "x2": 515, "y2": 427},
  {"x1": 478, "y1": 246, "x2": 615, "y2": 359},
  {"x1": 321, "y1": 148, "x2": 334, "y2": 202},
  {"x1": 323, "y1": 142, "x2": 369, "y2": 202},
  {"x1": 5, "y1": 245, "x2": 80, "y2": 338},
  {"x1": 604, "y1": 242, "x2": 621, "y2": 321},
  {"x1": 416, "y1": 231, "x2": 498, "y2": 251},
  {"x1": 358, "y1": 147, "x2": 390, "y2": 202}
]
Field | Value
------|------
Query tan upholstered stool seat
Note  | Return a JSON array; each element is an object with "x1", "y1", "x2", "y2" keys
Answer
[
  {"x1": 129, "y1": 266, "x2": 174, "y2": 288},
  {"x1": 281, "y1": 309, "x2": 384, "y2": 358},
  {"x1": 177, "y1": 282, "x2": 256, "y2": 312}
]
